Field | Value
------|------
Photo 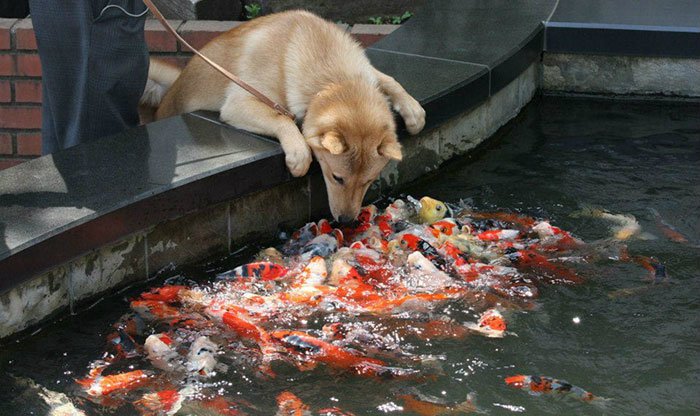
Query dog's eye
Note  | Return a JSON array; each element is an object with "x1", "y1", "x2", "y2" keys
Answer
[{"x1": 332, "y1": 174, "x2": 345, "y2": 185}]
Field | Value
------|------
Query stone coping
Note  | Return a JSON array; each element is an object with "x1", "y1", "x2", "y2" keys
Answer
[
  {"x1": 545, "y1": 0, "x2": 700, "y2": 57},
  {"x1": 2, "y1": 0, "x2": 699, "y2": 294}
]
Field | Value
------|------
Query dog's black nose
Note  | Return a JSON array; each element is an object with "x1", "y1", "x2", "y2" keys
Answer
[{"x1": 337, "y1": 215, "x2": 353, "y2": 224}]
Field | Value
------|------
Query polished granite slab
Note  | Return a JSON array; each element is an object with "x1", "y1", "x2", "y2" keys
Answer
[
  {"x1": 370, "y1": 0, "x2": 556, "y2": 93},
  {"x1": 366, "y1": 48, "x2": 490, "y2": 130},
  {"x1": 546, "y1": 0, "x2": 700, "y2": 57},
  {"x1": 550, "y1": 0, "x2": 700, "y2": 28},
  {"x1": 0, "y1": 114, "x2": 284, "y2": 263}
]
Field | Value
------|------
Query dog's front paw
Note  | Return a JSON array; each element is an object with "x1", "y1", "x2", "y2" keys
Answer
[
  {"x1": 284, "y1": 143, "x2": 313, "y2": 177},
  {"x1": 395, "y1": 95, "x2": 426, "y2": 135}
]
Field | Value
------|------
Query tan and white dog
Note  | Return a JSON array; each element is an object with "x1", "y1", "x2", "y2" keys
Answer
[{"x1": 142, "y1": 10, "x2": 426, "y2": 222}]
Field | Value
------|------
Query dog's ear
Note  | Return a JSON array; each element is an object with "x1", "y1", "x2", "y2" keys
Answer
[
  {"x1": 379, "y1": 139, "x2": 402, "y2": 161},
  {"x1": 314, "y1": 131, "x2": 346, "y2": 155}
]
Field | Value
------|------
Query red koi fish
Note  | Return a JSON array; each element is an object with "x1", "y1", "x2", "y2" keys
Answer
[
  {"x1": 276, "y1": 391, "x2": 311, "y2": 416},
  {"x1": 505, "y1": 374, "x2": 600, "y2": 402},
  {"x1": 271, "y1": 330, "x2": 417, "y2": 379},
  {"x1": 138, "y1": 285, "x2": 188, "y2": 303},
  {"x1": 398, "y1": 390, "x2": 478, "y2": 415},
  {"x1": 77, "y1": 367, "x2": 150, "y2": 396},
  {"x1": 218, "y1": 262, "x2": 288, "y2": 281},
  {"x1": 130, "y1": 300, "x2": 181, "y2": 320},
  {"x1": 222, "y1": 311, "x2": 276, "y2": 355},
  {"x1": 466, "y1": 211, "x2": 536, "y2": 230},
  {"x1": 506, "y1": 248, "x2": 583, "y2": 284}
]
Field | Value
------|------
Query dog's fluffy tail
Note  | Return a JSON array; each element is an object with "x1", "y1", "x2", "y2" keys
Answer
[{"x1": 140, "y1": 59, "x2": 181, "y2": 107}]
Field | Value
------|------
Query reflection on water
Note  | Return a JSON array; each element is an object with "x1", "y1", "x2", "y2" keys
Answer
[{"x1": 0, "y1": 96, "x2": 698, "y2": 415}]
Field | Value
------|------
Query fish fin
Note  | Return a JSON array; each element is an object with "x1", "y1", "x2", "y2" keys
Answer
[{"x1": 637, "y1": 232, "x2": 658, "y2": 241}]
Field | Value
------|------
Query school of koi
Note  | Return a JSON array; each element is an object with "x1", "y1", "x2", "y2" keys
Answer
[{"x1": 74, "y1": 196, "x2": 660, "y2": 415}]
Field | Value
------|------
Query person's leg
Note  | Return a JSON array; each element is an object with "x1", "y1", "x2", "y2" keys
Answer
[{"x1": 28, "y1": 0, "x2": 148, "y2": 154}]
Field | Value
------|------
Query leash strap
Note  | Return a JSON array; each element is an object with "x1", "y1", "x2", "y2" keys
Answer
[{"x1": 141, "y1": 0, "x2": 296, "y2": 121}]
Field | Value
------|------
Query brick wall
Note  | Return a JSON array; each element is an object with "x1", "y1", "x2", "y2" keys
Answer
[{"x1": 0, "y1": 18, "x2": 396, "y2": 170}]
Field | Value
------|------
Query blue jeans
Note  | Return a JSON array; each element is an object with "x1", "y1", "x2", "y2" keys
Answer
[{"x1": 28, "y1": 0, "x2": 149, "y2": 154}]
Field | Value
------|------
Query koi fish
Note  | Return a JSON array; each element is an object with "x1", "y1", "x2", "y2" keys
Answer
[
  {"x1": 134, "y1": 387, "x2": 192, "y2": 416},
  {"x1": 302, "y1": 230, "x2": 343, "y2": 259},
  {"x1": 77, "y1": 367, "x2": 150, "y2": 396},
  {"x1": 138, "y1": 285, "x2": 189, "y2": 303},
  {"x1": 271, "y1": 330, "x2": 417, "y2": 379},
  {"x1": 217, "y1": 262, "x2": 288, "y2": 281},
  {"x1": 222, "y1": 311, "x2": 276, "y2": 357},
  {"x1": 572, "y1": 207, "x2": 641, "y2": 240},
  {"x1": 476, "y1": 229, "x2": 520, "y2": 242},
  {"x1": 187, "y1": 336, "x2": 219, "y2": 377},
  {"x1": 418, "y1": 197, "x2": 448, "y2": 224},
  {"x1": 276, "y1": 391, "x2": 311, "y2": 416},
  {"x1": 465, "y1": 309, "x2": 507, "y2": 338},
  {"x1": 649, "y1": 208, "x2": 689, "y2": 243},
  {"x1": 130, "y1": 300, "x2": 181, "y2": 320},
  {"x1": 106, "y1": 328, "x2": 139, "y2": 359},
  {"x1": 397, "y1": 388, "x2": 479, "y2": 415},
  {"x1": 506, "y1": 248, "x2": 583, "y2": 284},
  {"x1": 505, "y1": 374, "x2": 600, "y2": 402},
  {"x1": 144, "y1": 333, "x2": 183, "y2": 372}
]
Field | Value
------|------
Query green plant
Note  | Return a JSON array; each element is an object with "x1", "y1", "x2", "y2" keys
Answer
[
  {"x1": 390, "y1": 11, "x2": 413, "y2": 24},
  {"x1": 368, "y1": 16, "x2": 384, "y2": 25},
  {"x1": 244, "y1": 3, "x2": 262, "y2": 19}
]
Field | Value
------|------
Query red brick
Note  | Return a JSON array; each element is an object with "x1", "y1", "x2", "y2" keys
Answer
[
  {"x1": 0, "y1": 158, "x2": 25, "y2": 170},
  {"x1": 17, "y1": 132, "x2": 41, "y2": 155},
  {"x1": 178, "y1": 21, "x2": 241, "y2": 50},
  {"x1": 350, "y1": 24, "x2": 398, "y2": 48},
  {"x1": 0, "y1": 132, "x2": 12, "y2": 154},
  {"x1": 0, "y1": 106, "x2": 42, "y2": 129},
  {"x1": 15, "y1": 54, "x2": 41, "y2": 76},
  {"x1": 14, "y1": 19, "x2": 37, "y2": 50},
  {"x1": 0, "y1": 18, "x2": 16, "y2": 50},
  {"x1": 351, "y1": 34, "x2": 385, "y2": 48},
  {"x1": 14, "y1": 79, "x2": 42, "y2": 103},
  {"x1": 0, "y1": 55, "x2": 13, "y2": 76},
  {"x1": 0, "y1": 80, "x2": 10, "y2": 103},
  {"x1": 144, "y1": 19, "x2": 181, "y2": 52}
]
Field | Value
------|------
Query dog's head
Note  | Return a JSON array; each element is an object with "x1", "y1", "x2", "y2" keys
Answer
[{"x1": 303, "y1": 80, "x2": 402, "y2": 223}]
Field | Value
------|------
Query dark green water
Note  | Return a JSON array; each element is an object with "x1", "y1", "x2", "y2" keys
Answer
[{"x1": 0, "y1": 96, "x2": 698, "y2": 415}]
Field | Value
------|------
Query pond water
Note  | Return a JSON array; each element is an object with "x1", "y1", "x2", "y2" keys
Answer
[{"x1": 1, "y1": 95, "x2": 698, "y2": 415}]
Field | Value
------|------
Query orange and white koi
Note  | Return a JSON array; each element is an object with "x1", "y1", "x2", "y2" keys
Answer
[
  {"x1": 135, "y1": 387, "x2": 192, "y2": 416},
  {"x1": 276, "y1": 391, "x2": 312, "y2": 416},
  {"x1": 476, "y1": 229, "x2": 520, "y2": 242},
  {"x1": 465, "y1": 309, "x2": 507, "y2": 338},
  {"x1": 505, "y1": 374, "x2": 600, "y2": 402},
  {"x1": 77, "y1": 366, "x2": 150, "y2": 396}
]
